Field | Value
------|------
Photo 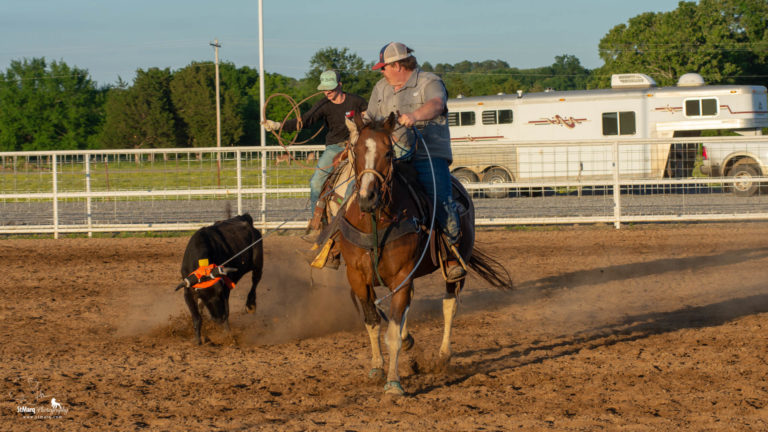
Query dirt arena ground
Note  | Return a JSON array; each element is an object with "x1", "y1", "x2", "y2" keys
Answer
[{"x1": 3, "y1": 222, "x2": 768, "y2": 431}]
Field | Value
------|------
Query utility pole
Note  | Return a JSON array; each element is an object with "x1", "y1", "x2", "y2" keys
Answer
[
  {"x1": 258, "y1": 0, "x2": 266, "y2": 226},
  {"x1": 210, "y1": 39, "x2": 222, "y2": 159}
]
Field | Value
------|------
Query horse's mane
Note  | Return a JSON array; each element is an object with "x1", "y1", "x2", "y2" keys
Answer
[{"x1": 364, "y1": 116, "x2": 394, "y2": 134}]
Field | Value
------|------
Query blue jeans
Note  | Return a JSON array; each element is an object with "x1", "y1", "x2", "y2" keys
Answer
[
  {"x1": 412, "y1": 158, "x2": 461, "y2": 244},
  {"x1": 309, "y1": 143, "x2": 346, "y2": 210}
]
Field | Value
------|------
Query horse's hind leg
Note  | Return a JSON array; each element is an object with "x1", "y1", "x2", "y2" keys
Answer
[
  {"x1": 439, "y1": 279, "x2": 464, "y2": 364},
  {"x1": 401, "y1": 314, "x2": 414, "y2": 351}
]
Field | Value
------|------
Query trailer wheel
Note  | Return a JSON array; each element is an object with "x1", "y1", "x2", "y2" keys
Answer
[
  {"x1": 482, "y1": 168, "x2": 511, "y2": 198},
  {"x1": 727, "y1": 163, "x2": 761, "y2": 197},
  {"x1": 452, "y1": 169, "x2": 479, "y2": 197},
  {"x1": 452, "y1": 169, "x2": 478, "y2": 186}
]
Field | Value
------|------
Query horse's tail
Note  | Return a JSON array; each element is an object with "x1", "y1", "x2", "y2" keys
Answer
[{"x1": 468, "y1": 247, "x2": 514, "y2": 290}]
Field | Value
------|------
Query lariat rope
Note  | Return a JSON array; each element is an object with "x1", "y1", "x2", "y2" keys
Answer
[{"x1": 262, "y1": 91, "x2": 326, "y2": 166}]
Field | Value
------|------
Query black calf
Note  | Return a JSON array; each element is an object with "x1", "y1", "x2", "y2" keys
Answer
[{"x1": 177, "y1": 213, "x2": 263, "y2": 344}]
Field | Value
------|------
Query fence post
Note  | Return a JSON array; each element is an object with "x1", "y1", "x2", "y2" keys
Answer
[
  {"x1": 85, "y1": 153, "x2": 93, "y2": 238},
  {"x1": 612, "y1": 141, "x2": 621, "y2": 229},
  {"x1": 236, "y1": 150, "x2": 243, "y2": 215},
  {"x1": 260, "y1": 148, "x2": 267, "y2": 228},
  {"x1": 52, "y1": 153, "x2": 59, "y2": 239}
]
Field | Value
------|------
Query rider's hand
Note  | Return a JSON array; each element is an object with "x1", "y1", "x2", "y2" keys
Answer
[
  {"x1": 397, "y1": 113, "x2": 416, "y2": 128},
  {"x1": 262, "y1": 120, "x2": 282, "y2": 132}
]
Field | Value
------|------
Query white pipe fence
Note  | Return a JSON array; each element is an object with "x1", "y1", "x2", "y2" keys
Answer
[{"x1": 1, "y1": 136, "x2": 767, "y2": 237}]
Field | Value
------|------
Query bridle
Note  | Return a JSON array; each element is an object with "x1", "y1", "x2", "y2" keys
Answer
[
  {"x1": 356, "y1": 168, "x2": 386, "y2": 185},
  {"x1": 354, "y1": 133, "x2": 396, "y2": 212}
]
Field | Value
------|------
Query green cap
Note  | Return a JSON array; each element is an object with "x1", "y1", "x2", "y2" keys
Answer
[{"x1": 317, "y1": 70, "x2": 340, "y2": 91}]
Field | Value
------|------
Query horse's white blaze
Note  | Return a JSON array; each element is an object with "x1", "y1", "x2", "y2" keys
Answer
[{"x1": 359, "y1": 138, "x2": 377, "y2": 198}]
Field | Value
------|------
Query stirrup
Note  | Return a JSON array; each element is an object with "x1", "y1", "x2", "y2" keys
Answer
[
  {"x1": 439, "y1": 235, "x2": 468, "y2": 283},
  {"x1": 445, "y1": 261, "x2": 467, "y2": 283}
]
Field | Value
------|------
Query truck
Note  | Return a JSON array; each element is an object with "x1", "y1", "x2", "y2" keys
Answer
[{"x1": 446, "y1": 73, "x2": 768, "y2": 197}]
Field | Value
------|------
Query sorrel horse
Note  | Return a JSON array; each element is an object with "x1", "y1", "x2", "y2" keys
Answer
[{"x1": 338, "y1": 112, "x2": 513, "y2": 396}]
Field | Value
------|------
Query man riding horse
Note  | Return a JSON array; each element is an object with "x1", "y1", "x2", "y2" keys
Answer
[{"x1": 365, "y1": 42, "x2": 466, "y2": 282}]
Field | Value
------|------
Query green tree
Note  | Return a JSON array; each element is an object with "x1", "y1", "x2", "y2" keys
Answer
[
  {"x1": 538, "y1": 55, "x2": 590, "y2": 91},
  {"x1": 254, "y1": 72, "x2": 310, "y2": 145},
  {"x1": 99, "y1": 68, "x2": 177, "y2": 149},
  {"x1": 305, "y1": 47, "x2": 379, "y2": 99},
  {"x1": 444, "y1": 75, "x2": 472, "y2": 98},
  {"x1": 170, "y1": 61, "x2": 243, "y2": 147},
  {"x1": 0, "y1": 58, "x2": 102, "y2": 151},
  {"x1": 220, "y1": 65, "x2": 261, "y2": 146},
  {"x1": 593, "y1": 0, "x2": 768, "y2": 87}
]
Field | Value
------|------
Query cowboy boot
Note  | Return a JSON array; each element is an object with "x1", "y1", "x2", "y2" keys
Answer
[
  {"x1": 302, "y1": 204, "x2": 326, "y2": 243},
  {"x1": 326, "y1": 252, "x2": 341, "y2": 270},
  {"x1": 296, "y1": 246, "x2": 340, "y2": 270},
  {"x1": 325, "y1": 241, "x2": 342, "y2": 270},
  {"x1": 443, "y1": 234, "x2": 467, "y2": 283},
  {"x1": 445, "y1": 259, "x2": 467, "y2": 283}
]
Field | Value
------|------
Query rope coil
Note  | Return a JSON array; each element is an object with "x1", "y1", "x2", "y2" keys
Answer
[{"x1": 262, "y1": 91, "x2": 325, "y2": 164}]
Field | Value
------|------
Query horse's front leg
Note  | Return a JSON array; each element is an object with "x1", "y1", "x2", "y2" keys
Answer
[
  {"x1": 345, "y1": 262, "x2": 385, "y2": 381},
  {"x1": 384, "y1": 280, "x2": 413, "y2": 396},
  {"x1": 361, "y1": 298, "x2": 384, "y2": 381},
  {"x1": 439, "y1": 279, "x2": 465, "y2": 364}
]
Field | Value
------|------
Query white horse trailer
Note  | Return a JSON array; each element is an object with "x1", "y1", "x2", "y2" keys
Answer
[{"x1": 447, "y1": 73, "x2": 768, "y2": 196}]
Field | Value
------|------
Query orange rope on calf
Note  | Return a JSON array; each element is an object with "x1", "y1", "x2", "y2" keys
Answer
[{"x1": 188, "y1": 264, "x2": 235, "y2": 290}]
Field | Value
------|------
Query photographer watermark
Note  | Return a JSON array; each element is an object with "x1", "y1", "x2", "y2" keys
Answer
[
  {"x1": 12, "y1": 377, "x2": 71, "y2": 420},
  {"x1": 17, "y1": 398, "x2": 69, "y2": 420}
]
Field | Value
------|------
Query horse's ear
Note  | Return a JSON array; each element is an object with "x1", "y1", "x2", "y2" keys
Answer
[
  {"x1": 354, "y1": 110, "x2": 364, "y2": 130},
  {"x1": 384, "y1": 112, "x2": 397, "y2": 131},
  {"x1": 345, "y1": 114, "x2": 359, "y2": 145}
]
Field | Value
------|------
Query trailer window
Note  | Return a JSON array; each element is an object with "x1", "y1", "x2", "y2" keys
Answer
[
  {"x1": 460, "y1": 111, "x2": 476, "y2": 126},
  {"x1": 448, "y1": 111, "x2": 475, "y2": 127},
  {"x1": 685, "y1": 98, "x2": 718, "y2": 117},
  {"x1": 602, "y1": 111, "x2": 636, "y2": 136},
  {"x1": 482, "y1": 110, "x2": 513, "y2": 125}
]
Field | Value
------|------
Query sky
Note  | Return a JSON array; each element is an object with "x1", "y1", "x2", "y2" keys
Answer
[{"x1": 0, "y1": 0, "x2": 684, "y2": 87}]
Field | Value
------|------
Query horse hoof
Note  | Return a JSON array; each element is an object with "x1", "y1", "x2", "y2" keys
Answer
[
  {"x1": 245, "y1": 304, "x2": 256, "y2": 314},
  {"x1": 368, "y1": 368, "x2": 385, "y2": 381},
  {"x1": 383, "y1": 381, "x2": 404, "y2": 396},
  {"x1": 401, "y1": 334, "x2": 415, "y2": 351},
  {"x1": 436, "y1": 352, "x2": 451, "y2": 370}
]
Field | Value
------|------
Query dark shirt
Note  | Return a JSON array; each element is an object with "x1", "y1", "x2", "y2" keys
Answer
[{"x1": 282, "y1": 93, "x2": 368, "y2": 145}]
